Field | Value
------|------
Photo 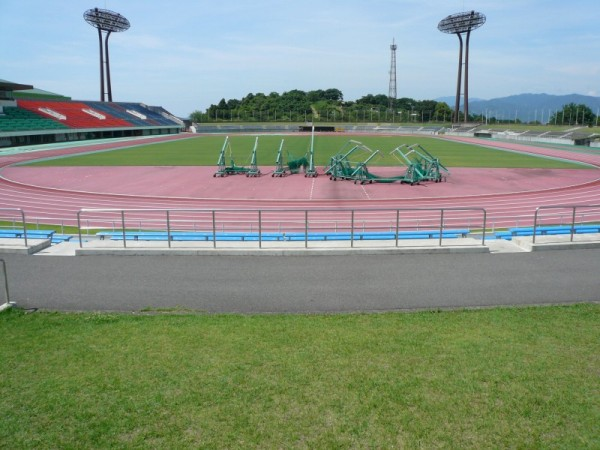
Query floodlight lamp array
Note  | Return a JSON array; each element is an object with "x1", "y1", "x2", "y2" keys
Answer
[
  {"x1": 84, "y1": 8, "x2": 130, "y2": 33},
  {"x1": 438, "y1": 11, "x2": 485, "y2": 34}
]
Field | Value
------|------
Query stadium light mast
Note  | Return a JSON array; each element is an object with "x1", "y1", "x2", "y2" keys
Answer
[
  {"x1": 84, "y1": 8, "x2": 130, "y2": 102},
  {"x1": 388, "y1": 38, "x2": 397, "y2": 112},
  {"x1": 438, "y1": 11, "x2": 485, "y2": 123}
]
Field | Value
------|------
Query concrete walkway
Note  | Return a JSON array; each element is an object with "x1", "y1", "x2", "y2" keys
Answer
[
  {"x1": 1, "y1": 234, "x2": 598, "y2": 313},
  {"x1": 1, "y1": 245, "x2": 598, "y2": 313}
]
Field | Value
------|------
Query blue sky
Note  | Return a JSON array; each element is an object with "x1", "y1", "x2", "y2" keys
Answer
[{"x1": 2, "y1": 0, "x2": 599, "y2": 117}]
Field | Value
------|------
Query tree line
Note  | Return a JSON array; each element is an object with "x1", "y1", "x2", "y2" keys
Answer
[
  {"x1": 189, "y1": 90, "x2": 598, "y2": 126},
  {"x1": 189, "y1": 89, "x2": 452, "y2": 123}
]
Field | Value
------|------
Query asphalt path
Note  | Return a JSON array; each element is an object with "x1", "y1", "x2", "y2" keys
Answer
[{"x1": 1, "y1": 250, "x2": 598, "y2": 313}]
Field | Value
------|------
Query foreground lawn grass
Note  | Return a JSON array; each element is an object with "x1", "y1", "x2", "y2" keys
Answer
[
  {"x1": 1, "y1": 304, "x2": 598, "y2": 448},
  {"x1": 23, "y1": 135, "x2": 588, "y2": 169}
]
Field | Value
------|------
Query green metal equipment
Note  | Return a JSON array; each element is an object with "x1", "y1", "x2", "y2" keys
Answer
[
  {"x1": 325, "y1": 140, "x2": 383, "y2": 184},
  {"x1": 304, "y1": 126, "x2": 318, "y2": 177},
  {"x1": 214, "y1": 136, "x2": 261, "y2": 177},
  {"x1": 272, "y1": 139, "x2": 309, "y2": 177},
  {"x1": 325, "y1": 140, "x2": 449, "y2": 185},
  {"x1": 246, "y1": 137, "x2": 261, "y2": 177},
  {"x1": 390, "y1": 143, "x2": 449, "y2": 185}
]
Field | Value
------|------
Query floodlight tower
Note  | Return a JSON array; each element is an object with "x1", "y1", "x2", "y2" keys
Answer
[
  {"x1": 438, "y1": 11, "x2": 485, "y2": 123},
  {"x1": 84, "y1": 8, "x2": 130, "y2": 102},
  {"x1": 388, "y1": 38, "x2": 397, "y2": 111}
]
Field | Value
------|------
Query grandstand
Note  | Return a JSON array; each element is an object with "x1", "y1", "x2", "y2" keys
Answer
[{"x1": 0, "y1": 79, "x2": 183, "y2": 148}]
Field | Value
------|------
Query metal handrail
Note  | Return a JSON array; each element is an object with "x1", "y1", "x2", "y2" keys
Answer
[
  {"x1": 0, "y1": 259, "x2": 11, "y2": 311},
  {"x1": 533, "y1": 204, "x2": 600, "y2": 243},
  {"x1": 0, "y1": 208, "x2": 28, "y2": 246},
  {"x1": 77, "y1": 206, "x2": 487, "y2": 249}
]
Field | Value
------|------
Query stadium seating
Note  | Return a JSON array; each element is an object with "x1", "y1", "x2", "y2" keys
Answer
[
  {"x1": 1, "y1": 92, "x2": 183, "y2": 148},
  {"x1": 17, "y1": 99, "x2": 133, "y2": 129},
  {"x1": 83, "y1": 101, "x2": 178, "y2": 127},
  {"x1": 118, "y1": 102, "x2": 181, "y2": 126},
  {"x1": 83, "y1": 101, "x2": 150, "y2": 126},
  {"x1": 0, "y1": 106, "x2": 69, "y2": 132},
  {"x1": 9, "y1": 99, "x2": 183, "y2": 132}
]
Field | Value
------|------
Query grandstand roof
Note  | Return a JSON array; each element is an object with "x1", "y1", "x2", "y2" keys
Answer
[
  {"x1": 0, "y1": 79, "x2": 34, "y2": 91},
  {"x1": 13, "y1": 87, "x2": 71, "y2": 101}
]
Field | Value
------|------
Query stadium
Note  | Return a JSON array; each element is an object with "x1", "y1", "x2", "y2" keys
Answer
[
  {"x1": 1, "y1": 3, "x2": 599, "y2": 448},
  {"x1": 1, "y1": 77, "x2": 599, "y2": 253},
  {"x1": 0, "y1": 78, "x2": 183, "y2": 148}
]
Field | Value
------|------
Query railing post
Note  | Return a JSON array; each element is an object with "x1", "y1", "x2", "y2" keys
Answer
[
  {"x1": 532, "y1": 208, "x2": 540, "y2": 244},
  {"x1": 77, "y1": 211, "x2": 83, "y2": 248},
  {"x1": 305, "y1": 210, "x2": 308, "y2": 249},
  {"x1": 481, "y1": 209, "x2": 487, "y2": 246},
  {"x1": 0, "y1": 259, "x2": 11, "y2": 312},
  {"x1": 212, "y1": 210, "x2": 216, "y2": 248},
  {"x1": 439, "y1": 209, "x2": 444, "y2": 246},
  {"x1": 20, "y1": 210, "x2": 28, "y2": 247},
  {"x1": 570, "y1": 207, "x2": 577, "y2": 242},
  {"x1": 350, "y1": 210, "x2": 355, "y2": 248},
  {"x1": 121, "y1": 210, "x2": 127, "y2": 248},
  {"x1": 258, "y1": 210, "x2": 262, "y2": 249},
  {"x1": 166, "y1": 210, "x2": 171, "y2": 248},
  {"x1": 395, "y1": 210, "x2": 400, "y2": 247}
]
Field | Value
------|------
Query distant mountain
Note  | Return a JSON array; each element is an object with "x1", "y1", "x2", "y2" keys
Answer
[
  {"x1": 436, "y1": 96, "x2": 485, "y2": 105},
  {"x1": 436, "y1": 93, "x2": 600, "y2": 123}
]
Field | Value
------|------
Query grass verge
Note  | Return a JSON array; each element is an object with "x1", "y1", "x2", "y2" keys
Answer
[
  {"x1": 1, "y1": 304, "x2": 598, "y2": 448},
  {"x1": 0, "y1": 221, "x2": 82, "y2": 235}
]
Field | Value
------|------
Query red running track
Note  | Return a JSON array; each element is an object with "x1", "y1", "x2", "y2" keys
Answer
[{"x1": 0, "y1": 134, "x2": 599, "y2": 230}]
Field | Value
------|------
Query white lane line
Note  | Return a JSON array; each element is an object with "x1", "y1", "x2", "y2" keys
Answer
[{"x1": 361, "y1": 184, "x2": 371, "y2": 200}]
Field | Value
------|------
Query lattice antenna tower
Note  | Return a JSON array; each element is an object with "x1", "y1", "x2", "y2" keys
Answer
[{"x1": 388, "y1": 38, "x2": 397, "y2": 111}]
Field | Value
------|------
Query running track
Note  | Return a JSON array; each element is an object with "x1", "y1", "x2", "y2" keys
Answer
[{"x1": 0, "y1": 134, "x2": 599, "y2": 230}]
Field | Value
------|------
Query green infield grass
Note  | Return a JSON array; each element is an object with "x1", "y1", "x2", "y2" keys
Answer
[
  {"x1": 1, "y1": 304, "x2": 598, "y2": 448},
  {"x1": 22, "y1": 135, "x2": 590, "y2": 169},
  {"x1": 0, "y1": 221, "x2": 90, "y2": 235}
]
